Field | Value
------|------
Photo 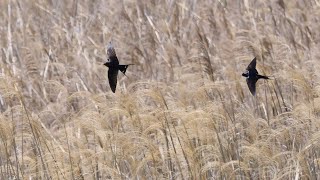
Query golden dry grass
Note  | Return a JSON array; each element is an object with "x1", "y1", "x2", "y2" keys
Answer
[{"x1": 1, "y1": 0, "x2": 320, "y2": 179}]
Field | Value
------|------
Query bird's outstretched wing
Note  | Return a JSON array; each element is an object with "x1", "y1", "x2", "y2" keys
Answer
[
  {"x1": 246, "y1": 57, "x2": 257, "y2": 71},
  {"x1": 246, "y1": 78, "x2": 258, "y2": 95},
  {"x1": 107, "y1": 42, "x2": 119, "y2": 64},
  {"x1": 108, "y1": 68, "x2": 118, "y2": 93}
]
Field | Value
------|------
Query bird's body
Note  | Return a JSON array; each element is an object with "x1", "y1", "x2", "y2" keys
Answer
[
  {"x1": 242, "y1": 57, "x2": 269, "y2": 95},
  {"x1": 104, "y1": 42, "x2": 132, "y2": 93}
]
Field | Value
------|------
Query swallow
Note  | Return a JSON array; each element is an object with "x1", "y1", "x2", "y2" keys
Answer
[
  {"x1": 242, "y1": 57, "x2": 269, "y2": 95},
  {"x1": 104, "y1": 42, "x2": 133, "y2": 93}
]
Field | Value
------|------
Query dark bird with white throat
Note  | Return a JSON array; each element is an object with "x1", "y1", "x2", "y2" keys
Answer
[
  {"x1": 242, "y1": 57, "x2": 269, "y2": 96},
  {"x1": 104, "y1": 42, "x2": 133, "y2": 93}
]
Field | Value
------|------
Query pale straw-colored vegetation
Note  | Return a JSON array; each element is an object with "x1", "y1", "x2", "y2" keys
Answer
[{"x1": 1, "y1": 0, "x2": 320, "y2": 179}]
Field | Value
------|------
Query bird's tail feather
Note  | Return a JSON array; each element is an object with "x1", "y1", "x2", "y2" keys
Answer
[
  {"x1": 258, "y1": 75, "x2": 269, "y2": 79},
  {"x1": 119, "y1": 64, "x2": 134, "y2": 75}
]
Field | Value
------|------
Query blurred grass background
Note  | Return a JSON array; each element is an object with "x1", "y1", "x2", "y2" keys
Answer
[{"x1": 1, "y1": 0, "x2": 320, "y2": 179}]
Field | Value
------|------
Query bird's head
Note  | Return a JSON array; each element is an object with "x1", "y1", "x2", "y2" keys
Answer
[{"x1": 242, "y1": 70, "x2": 249, "y2": 78}]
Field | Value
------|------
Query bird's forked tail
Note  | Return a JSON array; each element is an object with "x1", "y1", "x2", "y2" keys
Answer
[
  {"x1": 119, "y1": 64, "x2": 134, "y2": 75},
  {"x1": 258, "y1": 74, "x2": 269, "y2": 79}
]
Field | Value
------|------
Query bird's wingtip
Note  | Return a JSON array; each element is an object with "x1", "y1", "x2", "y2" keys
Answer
[
  {"x1": 107, "y1": 41, "x2": 113, "y2": 49},
  {"x1": 107, "y1": 41, "x2": 116, "y2": 57}
]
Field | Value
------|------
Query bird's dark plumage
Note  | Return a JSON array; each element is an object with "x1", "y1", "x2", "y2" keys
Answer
[
  {"x1": 108, "y1": 68, "x2": 118, "y2": 93},
  {"x1": 242, "y1": 57, "x2": 269, "y2": 95},
  {"x1": 104, "y1": 42, "x2": 133, "y2": 93}
]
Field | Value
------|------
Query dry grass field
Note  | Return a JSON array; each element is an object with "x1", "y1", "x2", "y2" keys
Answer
[{"x1": 1, "y1": 0, "x2": 320, "y2": 179}]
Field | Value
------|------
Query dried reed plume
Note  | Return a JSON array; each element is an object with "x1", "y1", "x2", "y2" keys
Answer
[{"x1": 0, "y1": 0, "x2": 320, "y2": 179}]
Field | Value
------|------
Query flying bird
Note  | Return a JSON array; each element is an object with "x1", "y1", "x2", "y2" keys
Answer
[
  {"x1": 104, "y1": 42, "x2": 133, "y2": 93},
  {"x1": 242, "y1": 57, "x2": 269, "y2": 95}
]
